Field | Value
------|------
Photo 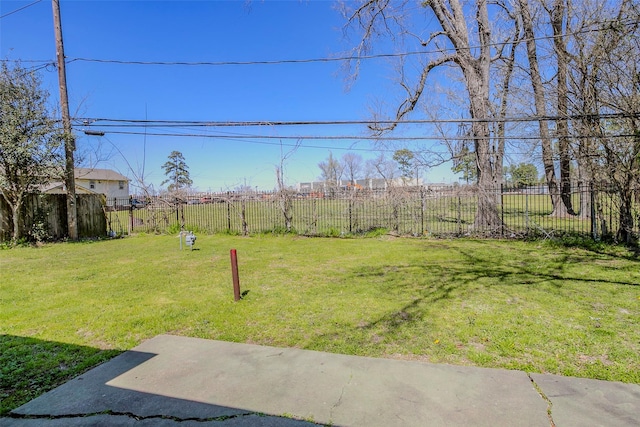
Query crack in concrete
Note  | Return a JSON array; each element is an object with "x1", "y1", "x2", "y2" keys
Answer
[
  {"x1": 329, "y1": 369, "x2": 353, "y2": 421},
  {"x1": 528, "y1": 373, "x2": 556, "y2": 427},
  {"x1": 6, "y1": 410, "x2": 259, "y2": 423}
]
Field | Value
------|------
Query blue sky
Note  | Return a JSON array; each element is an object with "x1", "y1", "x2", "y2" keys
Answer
[{"x1": 1, "y1": 0, "x2": 459, "y2": 192}]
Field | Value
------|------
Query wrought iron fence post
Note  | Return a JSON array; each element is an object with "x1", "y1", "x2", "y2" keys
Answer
[
  {"x1": 420, "y1": 187, "x2": 425, "y2": 235},
  {"x1": 348, "y1": 198, "x2": 353, "y2": 234},
  {"x1": 525, "y1": 192, "x2": 529, "y2": 231},
  {"x1": 129, "y1": 196, "x2": 134, "y2": 235},
  {"x1": 312, "y1": 198, "x2": 317, "y2": 235},
  {"x1": 500, "y1": 184, "x2": 504, "y2": 237},
  {"x1": 590, "y1": 182, "x2": 597, "y2": 241},
  {"x1": 457, "y1": 194, "x2": 462, "y2": 235}
]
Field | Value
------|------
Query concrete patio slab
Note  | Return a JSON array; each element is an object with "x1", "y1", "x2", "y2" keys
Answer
[
  {"x1": 5, "y1": 334, "x2": 638, "y2": 426},
  {"x1": 530, "y1": 373, "x2": 640, "y2": 427}
]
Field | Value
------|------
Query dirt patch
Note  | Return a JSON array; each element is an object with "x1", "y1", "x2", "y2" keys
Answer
[{"x1": 578, "y1": 354, "x2": 614, "y2": 366}]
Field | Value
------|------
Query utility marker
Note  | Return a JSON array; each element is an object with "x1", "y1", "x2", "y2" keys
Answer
[{"x1": 230, "y1": 249, "x2": 241, "y2": 301}]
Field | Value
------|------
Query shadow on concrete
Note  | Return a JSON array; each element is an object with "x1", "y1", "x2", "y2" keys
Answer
[{"x1": 5, "y1": 338, "x2": 320, "y2": 426}]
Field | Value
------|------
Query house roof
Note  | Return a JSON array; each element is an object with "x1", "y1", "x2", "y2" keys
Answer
[
  {"x1": 74, "y1": 168, "x2": 129, "y2": 182},
  {"x1": 42, "y1": 182, "x2": 99, "y2": 194}
]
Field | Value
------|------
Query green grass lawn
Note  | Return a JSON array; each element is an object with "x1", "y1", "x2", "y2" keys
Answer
[{"x1": 1, "y1": 234, "x2": 639, "y2": 414}]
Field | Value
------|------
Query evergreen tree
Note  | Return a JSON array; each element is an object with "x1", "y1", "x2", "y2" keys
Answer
[
  {"x1": 508, "y1": 163, "x2": 539, "y2": 188},
  {"x1": 161, "y1": 151, "x2": 192, "y2": 191}
]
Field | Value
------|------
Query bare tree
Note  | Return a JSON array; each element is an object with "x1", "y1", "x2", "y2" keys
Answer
[
  {"x1": 568, "y1": 0, "x2": 640, "y2": 243},
  {"x1": 342, "y1": 0, "x2": 509, "y2": 231},
  {"x1": 549, "y1": 0, "x2": 574, "y2": 214},
  {"x1": 275, "y1": 140, "x2": 300, "y2": 232},
  {"x1": 341, "y1": 152, "x2": 363, "y2": 187},
  {"x1": 517, "y1": 0, "x2": 570, "y2": 217},
  {"x1": 566, "y1": 1, "x2": 610, "y2": 219},
  {"x1": 318, "y1": 151, "x2": 344, "y2": 194},
  {"x1": 491, "y1": 2, "x2": 522, "y2": 189},
  {"x1": 366, "y1": 152, "x2": 397, "y2": 188}
]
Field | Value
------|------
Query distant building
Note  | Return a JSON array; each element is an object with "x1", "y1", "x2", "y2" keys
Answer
[
  {"x1": 44, "y1": 168, "x2": 129, "y2": 201},
  {"x1": 296, "y1": 178, "x2": 424, "y2": 192}
]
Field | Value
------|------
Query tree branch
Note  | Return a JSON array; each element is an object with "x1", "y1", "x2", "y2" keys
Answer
[{"x1": 369, "y1": 53, "x2": 457, "y2": 134}]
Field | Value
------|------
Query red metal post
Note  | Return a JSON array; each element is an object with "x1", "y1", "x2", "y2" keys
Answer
[{"x1": 230, "y1": 249, "x2": 241, "y2": 301}]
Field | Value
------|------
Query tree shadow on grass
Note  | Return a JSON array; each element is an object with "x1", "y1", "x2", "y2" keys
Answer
[
  {"x1": 329, "y1": 243, "x2": 639, "y2": 346},
  {"x1": 446, "y1": 241, "x2": 639, "y2": 288},
  {"x1": 542, "y1": 235, "x2": 640, "y2": 261},
  {"x1": 0, "y1": 335, "x2": 122, "y2": 415}
]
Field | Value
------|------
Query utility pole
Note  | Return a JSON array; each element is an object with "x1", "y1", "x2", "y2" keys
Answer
[{"x1": 52, "y1": 0, "x2": 78, "y2": 240}]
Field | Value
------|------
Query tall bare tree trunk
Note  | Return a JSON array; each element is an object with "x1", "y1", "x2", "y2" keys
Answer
[
  {"x1": 494, "y1": 17, "x2": 521, "y2": 188},
  {"x1": 465, "y1": 1, "x2": 503, "y2": 230},
  {"x1": 574, "y1": 74, "x2": 598, "y2": 220},
  {"x1": 570, "y1": 11, "x2": 602, "y2": 220},
  {"x1": 552, "y1": 0, "x2": 575, "y2": 214},
  {"x1": 518, "y1": 0, "x2": 569, "y2": 217},
  {"x1": 470, "y1": 84, "x2": 501, "y2": 229}
]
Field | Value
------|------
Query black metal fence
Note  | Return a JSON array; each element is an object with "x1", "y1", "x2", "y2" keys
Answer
[{"x1": 105, "y1": 184, "x2": 639, "y2": 242}]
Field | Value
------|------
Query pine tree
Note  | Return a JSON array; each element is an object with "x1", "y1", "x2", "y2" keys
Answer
[{"x1": 161, "y1": 151, "x2": 192, "y2": 192}]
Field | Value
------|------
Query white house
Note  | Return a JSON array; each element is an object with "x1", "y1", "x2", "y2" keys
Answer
[{"x1": 44, "y1": 168, "x2": 130, "y2": 201}]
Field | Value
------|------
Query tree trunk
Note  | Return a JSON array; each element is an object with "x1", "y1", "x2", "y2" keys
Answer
[
  {"x1": 494, "y1": 26, "x2": 519, "y2": 189},
  {"x1": 576, "y1": 141, "x2": 592, "y2": 220},
  {"x1": 518, "y1": 0, "x2": 569, "y2": 217},
  {"x1": 241, "y1": 199, "x2": 248, "y2": 236},
  {"x1": 470, "y1": 96, "x2": 502, "y2": 231},
  {"x1": 552, "y1": 0, "x2": 575, "y2": 215},
  {"x1": 275, "y1": 166, "x2": 293, "y2": 233},
  {"x1": 465, "y1": 0, "x2": 502, "y2": 231},
  {"x1": 10, "y1": 198, "x2": 23, "y2": 244},
  {"x1": 571, "y1": 38, "x2": 600, "y2": 219},
  {"x1": 617, "y1": 185, "x2": 635, "y2": 245}
]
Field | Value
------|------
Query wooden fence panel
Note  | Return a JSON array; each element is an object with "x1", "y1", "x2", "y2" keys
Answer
[
  {"x1": 0, "y1": 193, "x2": 106, "y2": 242},
  {"x1": 0, "y1": 196, "x2": 11, "y2": 241},
  {"x1": 23, "y1": 194, "x2": 67, "y2": 239},
  {"x1": 77, "y1": 194, "x2": 107, "y2": 238}
]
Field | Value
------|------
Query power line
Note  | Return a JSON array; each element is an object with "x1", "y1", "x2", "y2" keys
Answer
[
  {"x1": 91, "y1": 129, "x2": 442, "y2": 141},
  {"x1": 0, "y1": 59, "x2": 52, "y2": 63},
  {"x1": 85, "y1": 129, "x2": 639, "y2": 143},
  {"x1": 9, "y1": 17, "x2": 638, "y2": 69},
  {"x1": 0, "y1": 0, "x2": 41, "y2": 19},
  {"x1": 65, "y1": 18, "x2": 639, "y2": 67},
  {"x1": 75, "y1": 111, "x2": 640, "y2": 127},
  {"x1": 82, "y1": 129, "x2": 630, "y2": 161},
  {"x1": 84, "y1": 129, "x2": 386, "y2": 153}
]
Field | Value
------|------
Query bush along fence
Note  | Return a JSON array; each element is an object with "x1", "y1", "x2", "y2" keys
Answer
[{"x1": 106, "y1": 183, "x2": 638, "y2": 243}]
